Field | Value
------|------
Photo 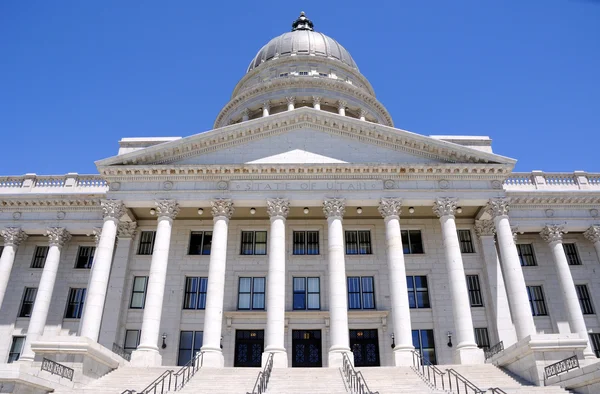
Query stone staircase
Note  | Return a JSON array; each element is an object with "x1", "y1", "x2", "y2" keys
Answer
[
  {"x1": 176, "y1": 367, "x2": 261, "y2": 394},
  {"x1": 266, "y1": 367, "x2": 348, "y2": 394},
  {"x1": 357, "y1": 366, "x2": 445, "y2": 393}
]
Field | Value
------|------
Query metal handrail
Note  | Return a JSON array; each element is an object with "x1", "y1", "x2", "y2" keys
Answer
[
  {"x1": 341, "y1": 352, "x2": 379, "y2": 394},
  {"x1": 484, "y1": 341, "x2": 504, "y2": 360},
  {"x1": 173, "y1": 351, "x2": 204, "y2": 391},
  {"x1": 411, "y1": 350, "x2": 445, "y2": 391},
  {"x1": 41, "y1": 357, "x2": 75, "y2": 381},
  {"x1": 247, "y1": 352, "x2": 274, "y2": 394},
  {"x1": 544, "y1": 355, "x2": 579, "y2": 380},
  {"x1": 112, "y1": 342, "x2": 132, "y2": 361},
  {"x1": 120, "y1": 391, "x2": 136, "y2": 394},
  {"x1": 490, "y1": 388, "x2": 508, "y2": 394},
  {"x1": 136, "y1": 369, "x2": 174, "y2": 394},
  {"x1": 446, "y1": 368, "x2": 485, "y2": 394}
]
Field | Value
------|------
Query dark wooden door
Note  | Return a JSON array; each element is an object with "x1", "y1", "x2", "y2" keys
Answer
[
  {"x1": 292, "y1": 330, "x2": 322, "y2": 367},
  {"x1": 350, "y1": 329, "x2": 380, "y2": 367},
  {"x1": 234, "y1": 330, "x2": 264, "y2": 367}
]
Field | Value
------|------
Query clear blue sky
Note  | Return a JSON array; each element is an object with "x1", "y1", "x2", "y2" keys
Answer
[{"x1": 1, "y1": 1, "x2": 598, "y2": 175}]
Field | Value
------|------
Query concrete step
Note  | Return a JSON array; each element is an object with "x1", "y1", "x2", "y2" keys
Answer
[
  {"x1": 266, "y1": 368, "x2": 348, "y2": 394},
  {"x1": 177, "y1": 367, "x2": 261, "y2": 394},
  {"x1": 52, "y1": 367, "x2": 172, "y2": 394},
  {"x1": 357, "y1": 367, "x2": 444, "y2": 394}
]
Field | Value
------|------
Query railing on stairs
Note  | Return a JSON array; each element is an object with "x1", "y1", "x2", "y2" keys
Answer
[
  {"x1": 128, "y1": 369, "x2": 174, "y2": 394},
  {"x1": 489, "y1": 388, "x2": 508, "y2": 394},
  {"x1": 484, "y1": 341, "x2": 504, "y2": 360},
  {"x1": 247, "y1": 352, "x2": 274, "y2": 394},
  {"x1": 112, "y1": 342, "x2": 132, "y2": 361},
  {"x1": 411, "y1": 350, "x2": 446, "y2": 391},
  {"x1": 341, "y1": 352, "x2": 379, "y2": 394},
  {"x1": 41, "y1": 357, "x2": 75, "y2": 381},
  {"x1": 446, "y1": 369, "x2": 485, "y2": 394},
  {"x1": 173, "y1": 351, "x2": 204, "y2": 391}
]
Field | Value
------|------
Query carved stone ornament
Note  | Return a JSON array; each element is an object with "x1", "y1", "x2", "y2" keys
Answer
[
  {"x1": 285, "y1": 96, "x2": 296, "y2": 105},
  {"x1": 486, "y1": 198, "x2": 510, "y2": 218},
  {"x1": 383, "y1": 180, "x2": 395, "y2": 190},
  {"x1": 438, "y1": 180, "x2": 450, "y2": 189},
  {"x1": 155, "y1": 199, "x2": 180, "y2": 220},
  {"x1": 511, "y1": 226, "x2": 519, "y2": 242},
  {"x1": 491, "y1": 180, "x2": 503, "y2": 189},
  {"x1": 0, "y1": 227, "x2": 28, "y2": 247},
  {"x1": 266, "y1": 198, "x2": 290, "y2": 218},
  {"x1": 262, "y1": 102, "x2": 271, "y2": 111},
  {"x1": 590, "y1": 209, "x2": 599, "y2": 218},
  {"x1": 378, "y1": 198, "x2": 402, "y2": 218},
  {"x1": 92, "y1": 227, "x2": 102, "y2": 245},
  {"x1": 101, "y1": 199, "x2": 125, "y2": 220},
  {"x1": 474, "y1": 220, "x2": 496, "y2": 238},
  {"x1": 56, "y1": 211, "x2": 66, "y2": 220},
  {"x1": 12, "y1": 212, "x2": 21, "y2": 220},
  {"x1": 163, "y1": 181, "x2": 174, "y2": 191},
  {"x1": 584, "y1": 226, "x2": 600, "y2": 244},
  {"x1": 337, "y1": 100, "x2": 347, "y2": 110},
  {"x1": 46, "y1": 227, "x2": 71, "y2": 248},
  {"x1": 109, "y1": 182, "x2": 121, "y2": 191},
  {"x1": 545, "y1": 209, "x2": 555, "y2": 218},
  {"x1": 432, "y1": 197, "x2": 458, "y2": 218},
  {"x1": 118, "y1": 222, "x2": 138, "y2": 238},
  {"x1": 323, "y1": 198, "x2": 346, "y2": 218},
  {"x1": 211, "y1": 199, "x2": 234, "y2": 219},
  {"x1": 312, "y1": 96, "x2": 322, "y2": 105},
  {"x1": 540, "y1": 225, "x2": 565, "y2": 244},
  {"x1": 241, "y1": 108, "x2": 250, "y2": 117},
  {"x1": 217, "y1": 181, "x2": 229, "y2": 190},
  {"x1": 359, "y1": 108, "x2": 368, "y2": 118}
]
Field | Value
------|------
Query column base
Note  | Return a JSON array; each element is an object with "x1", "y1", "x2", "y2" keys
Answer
[
  {"x1": 201, "y1": 349, "x2": 224, "y2": 368},
  {"x1": 328, "y1": 349, "x2": 352, "y2": 368},
  {"x1": 262, "y1": 350, "x2": 287, "y2": 368},
  {"x1": 130, "y1": 348, "x2": 162, "y2": 367},
  {"x1": 453, "y1": 345, "x2": 485, "y2": 365},
  {"x1": 393, "y1": 347, "x2": 415, "y2": 366}
]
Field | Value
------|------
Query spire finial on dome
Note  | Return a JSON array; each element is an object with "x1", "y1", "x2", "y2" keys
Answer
[{"x1": 292, "y1": 11, "x2": 314, "y2": 31}]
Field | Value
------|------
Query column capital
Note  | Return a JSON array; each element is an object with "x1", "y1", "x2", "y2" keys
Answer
[
  {"x1": 312, "y1": 96, "x2": 322, "y2": 105},
  {"x1": 92, "y1": 227, "x2": 102, "y2": 245},
  {"x1": 285, "y1": 96, "x2": 295, "y2": 105},
  {"x1": 432, "y1": 197, "x2": 458, "y2": 218},
  {"x1": 540, "y1": 225, "x2": 565, "y2": 244},
  {"x1": 584, "y1": 225, "x2": 600, "y2": 243},
  {"x1": 46, "y1": 227, "x2": 71, "y2": 248},
  {"x1": 262, "y1": 101, "x2": 271, "y2": 111},
  {"x1": 241, "y1": 108, "x2": 250, "y2": 118},
  {"x1": 474, "y1": 220, "x2": 496, "y2": 238},
  {"x1": 359, "y1": 108, "x2": 368, "y2": 118},
  {"x1": 486, "y1": 198, "x2": 510, "y2": 218},
  {"x1": 118, "y1": 222, "x2": 138, "y2": 238},
  {"x1": 266, "y1": 198, "x2": 290, "y2": 219},
  {"x1": 511, "y1": 226, "x2": 519, "y2": 242},
  {"x1": 155, "y1": 199, "x2": 180, "y2": 220},
  {"x1": 337, "y1": 100, "x2": 347, "y2": 110},
  {"x1": 211, "y1": 199, "x2": 234, "y2": 219},
  {"x1": 378, "y1": 198, "x2": 402, "y2": 218},
  {"x1": 0, "y1": 227, "x2": 28, "y2": 247},
  {"x1": 323, "y1": 198, "x2": 346, "y2": 219},
  {"x1": 101, "y1": 199, "x2": 125, "y2": 220}
]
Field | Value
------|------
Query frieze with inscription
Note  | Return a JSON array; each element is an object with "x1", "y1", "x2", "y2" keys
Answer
[{"x1": 229, "y1": 180, "x2": 382, "y2": 192}]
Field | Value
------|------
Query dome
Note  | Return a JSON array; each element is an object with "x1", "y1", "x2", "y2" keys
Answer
[{"x1": 247, "y1": 12, "x2": 358, "y2": 73}]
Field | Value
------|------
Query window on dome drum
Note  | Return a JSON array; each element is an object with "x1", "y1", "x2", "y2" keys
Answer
[
  {"x1": 589, "y1": 333, "x2": 600, "y2": 358},
  {"x1": 178, "y1": 331, "x2": 203, "y2": 366},
  {"x1": 407, "y1": 276, "x2": 430, "y2": 309},
  {"x1": 474, "y1": 328, "x2": 490, "y2": 350},
  {"x1": 526, "y1": 285, "x2": 548, "y2": 316},
  {"x1": 345, "y1": 230, "x2": 372, "y2": 255},
  {"x1": 130, "y1": 276, "x2": 148, "y2": 309},
  {"x1": 240, "y1": 231, "x2": 267, "y2": 255},
  {"x1": 279, "y1": 72, "x2": 288, "y2": 77},
  {"x1": 576, "y1": 284, "x2": 594, "y2": 315},
  {"x1": 31, "y1": 246, "x2": 48, "y2": 268},
  {"x1": 8, "y1": 336, "x2": 25, "y2": 363},
  {"x1": 401, "y1": 230, "x2": 424, "y2": 254},
  {"x1": 516, "y1": 244, "x2": 537, "y2": 266},
  {"x1": 292, "y1": 231, "x2": 319, "y2": 255},
  {"x1": 466, "y1": 275, "x2": 483, "y2": 307},
  {"x1": 412, "y1": 329, "x2": 436, "y2": 365},
  {"x1": 293, "y1": 277, "x2": 320, "y2": 310},
  {"x1": 563, "y1": 243, "x2": 581, "y2": 265},
  {"x1": 298, "y1": 71, "x2": 308, "y2": 76},
  {"x1": 188, "y1": 231, "x2": 212, "y2": 255},
  {"x1": 137, "y1": 231, "x2": 156, "y2": 255},
  {"x1": 238, "y1": 277, "x2": 266, "y2": 310},
  {"x1": 347, "y1": 276, "x2": 375, "y2": 310},
  {"x1": 319, "y1": 72, "x2": 328, "y2": 77},
  {"x1": 458, "y1": 230, "x2": 475, "y2": 253},
  {"x1": 124, "y1": 330, "x2": 140, "y2": 352},
  {"x1": 19, "y1": 287, "x2": 37, "y2": 317},
  {"x1": 75, "y1": 246, "x2": 95, "y2": 269},
  {"x1": 64, "y1": 288, "x2": 86, "y2": 319},
  {"x1": 183, "y1": 277, "x2": 208, "y2": 310}
]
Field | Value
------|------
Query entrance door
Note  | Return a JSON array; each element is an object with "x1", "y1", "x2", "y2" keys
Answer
[
  {"x1": 292, "y1": 330, "x2": 322, "y2": 367},
  {"x1": 350, "y1": 329, "x2": 380, "y2": 367},
  {"x1": 234, "y1": 330, "x2": 264, "y2": 367}
]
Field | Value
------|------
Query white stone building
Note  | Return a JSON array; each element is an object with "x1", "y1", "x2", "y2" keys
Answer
[{"x1": 1, "y1": 12, "x2": 600, "y2": 393}]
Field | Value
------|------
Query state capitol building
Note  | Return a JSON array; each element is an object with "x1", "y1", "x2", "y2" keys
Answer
[{"x1": 1, "y1": 12, "x2": 599, "y2": 394}]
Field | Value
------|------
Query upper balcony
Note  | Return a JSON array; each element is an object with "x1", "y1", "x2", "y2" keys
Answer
[
  {"x1": 0, "y1": 173, "x2": 108, "y2": 195},
  {"x1": 504, "y1": 171, "x2": 600, "y2": 192}
]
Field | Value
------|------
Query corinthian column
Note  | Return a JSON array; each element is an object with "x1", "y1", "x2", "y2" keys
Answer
[
  {"x1": 378, "y1": 198, "x2": 414, "y2": 365},
  {"x1": 80, "y1": 200, "x2": 124, "y2": 341},
  {"x1": 433, "y1": 198, "x2": 483, "y2": 364},
  {"x1": 19, "y1": 227, "x2": 71, "y2": 363},
  {"x1": 540, "y1": 225, "x2": 595, "y2": 358},
  {"x1": 584, "y1": 226, "x2": 600, "y2": 263},
  {"x1": 263, "y1": 198, "x2": 289, "y2": 368},
  {"x1": 201, "y1": 199, "x2": 234, "y2": 368},
  {"x1": 131, "y1": 200, "x2": 179, "y2": 366},
  {"x1": 0, "y1": 227, "x2": 28, "y2": 308},
  {"x1": 323, "y1": 198, "x2": 352, "y2": 367}
]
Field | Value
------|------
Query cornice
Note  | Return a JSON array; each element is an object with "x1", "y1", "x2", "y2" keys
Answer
[
  {"x1": 508, "y1": 195, "x2": 600, "y2": 206},
  {"x1": 0, "y1": 198, "x2": 102, "y2": 209}
]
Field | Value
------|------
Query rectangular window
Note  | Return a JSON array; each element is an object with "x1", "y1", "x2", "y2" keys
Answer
[
  {"x1": 137, "y1": 231, "x2": 156, "y2": 255},
  {"x1": 564, "y1": 243, "x2": 581, "y2": 266},
  {"x1": 517, "y1": 244, "x2": 537, "y2": 266},
  {"x1": 178, "y1": 331, "x2": 203, "y2": 366},
  {"x1": 188, "y1": 231, "x2": 212, "y2": 255},
  {"x1": 412, "y1": 329, "x2": 436, "y2": 365},
  {"x1": 458, "y1": 230, "x2": 475, "y2": 253},
  {"x1": 576, "y1": 284, "x2": 594, "y2": 315},
  {"x1": 19, "y1": 287, "x2": 37, "y2": 317},
  {"x1": 75, "y1": 246, "x2": 95, "y2": 269},
  {"x1": 347, "y1": 276, "x2": 375, "y2": 309},
  {"x1": 7, "y1": 336, "x2": 25, "y2": 363},
  {"x1": 124, "y1": 330, "x2": 140, "y2": 352},
  {"x1": 240, "y1": 231, "x2": 267, "y2": 255},
  {"x1": 64, "y1": 288, "x2": 86, "y2": 319},
  {"x1": 590, "y1": 333, "x2": 600, "y2": 358},
  {"x1": 319, "y1": 72, "x2": 328, "y2": 77},
  {"x1": 293, "y1": 277, "x2": 321, "y2": 310},
  {"x1": 474, "y1": 328, "x2": 490, "y2": 349},
  {"x1": 527, "y1": 285, "x2": 548, "y2": 316},
  {"x1": 130, "y1": 276, "x2": 148, "y2": 309},
  {"x1": 298, "y1": 71, "x2": 309, "y2": 76},
  {"x1": 345, "y1": 230, "x2": 372, "y2": 255},
  {"x1": 407, "y1": 276, "x2": 430, "y2": 309},
  {"x1": 292, "y1": 231, "x2": 320, "y2": 255},
  {"x1": 238, "y1": 277, "x2": 266, "y2": 310},
  {"x1": 401, "y1": 230, "x2": 424, "y2": 254},
  {"x1": 183, "y1": 277, "x2": 208, "y2": 310},
  {"x1": 31, "y1": 246, "x2": 49, "y2": 268},
  {"x1": 466, "y1": 275, "x2": 484, "y2": 307},
  {"x1": 279, "y1": 72, "x2": 288, "y2": 77}
]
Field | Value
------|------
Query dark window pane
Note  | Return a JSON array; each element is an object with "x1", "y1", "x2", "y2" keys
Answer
[
  {"x1": 188, "y1": 232, "x2": 204, "y2": 255},
  {"x1": 293, "y1": 232, "x2": 306, "y2": 255},
  {"x1": 137, "y1": 231, "x2": 156, "y2": 255},
  {"x1": 345, "y1": 231, "x2": 358, "y2": 254},
  {"x1": 75, "y1": 246, "x2": 95, "y2": 269},
  {"x1": 202, "y1": 232, "x2": 212, "y2": 255}
]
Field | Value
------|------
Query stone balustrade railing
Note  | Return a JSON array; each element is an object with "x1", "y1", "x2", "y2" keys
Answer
[
  {"x1": 504, "y1": 171, "x2": 600, "y2": 191},
  {"x1": 0, "y1": 173, "x2": 108, "y2": 194}
]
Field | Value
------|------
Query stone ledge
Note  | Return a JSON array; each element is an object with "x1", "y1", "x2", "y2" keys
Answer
[
  {"x1": 0, "y1": 363, "x2": 56, "y2": 394},
  {"x1": 31, "y1": 335, "x2": 126, "y2": 369},
  {"x1": 546, "y1": 359, "x2": 600, "y2": 393}
]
